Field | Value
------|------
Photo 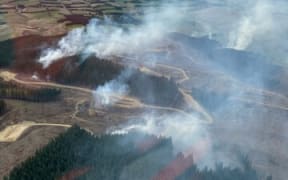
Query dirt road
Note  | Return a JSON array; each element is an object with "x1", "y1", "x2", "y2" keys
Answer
[{"x1": 0, "y1": 70, "x2": 214, "y2": 123}]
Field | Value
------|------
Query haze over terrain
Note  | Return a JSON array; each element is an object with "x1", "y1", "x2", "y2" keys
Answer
[{"x1": 0, "y1": 0, "x2": 288, "y2": 179}]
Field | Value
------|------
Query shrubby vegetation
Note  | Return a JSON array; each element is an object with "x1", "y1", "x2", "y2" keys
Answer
[
  {"x1": 0, "y1": 81, "x2": 61, "y2": 102},
  {"x1": 5, "y1": 125, "x2": 270, "y2": 180}
]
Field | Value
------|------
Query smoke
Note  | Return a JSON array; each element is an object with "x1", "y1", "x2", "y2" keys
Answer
[
  {"x1": 109, "y1": 112, "x2": 212, "y2": 161},
  {"x1": 228, "y1": 0, "x2": 273, "y2": 50},
  {"x1": 38, "y1": 3, "x2": 187, "y2": 68},
  {"x1": 111, "y1": 113, "x2": 207, "y2": 148},
  {"x1": 93, "y1": 79, "x2": 128, "y2": 107},
  {"x1": 109, "y1": 111, "x2": 245, "y2": 170},
  {"x1": 105, "y1": 1, "x2": 288, "y2": 177},
  {"x1": 39, "y1": 28, "x2": 85, "y2": 68},
  {"x1": 37, "y1": 0, "x2": 288, "y2": 178},
  {"x1": 93, "y1": 69, "x2": 131, "y2": 107},
  {"x1": 189, "y1": 0, "x2": 288, "y2": 63}
]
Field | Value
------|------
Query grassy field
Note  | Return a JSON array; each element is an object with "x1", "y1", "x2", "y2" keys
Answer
[{"x1": 0, "y1": 0, "x2": 167, "y2": 40}]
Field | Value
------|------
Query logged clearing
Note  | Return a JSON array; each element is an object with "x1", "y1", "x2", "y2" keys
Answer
[
  {"x1": 0, "y1": 71, "x2": 16, "y2": 81},
  {"x1": 0, "y1": 121, "x2": 71, "y2": 142}
]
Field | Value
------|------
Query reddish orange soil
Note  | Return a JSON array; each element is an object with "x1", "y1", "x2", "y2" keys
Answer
[
  {"x1": 11, "y1": 35, "x2": 63, "y2": 72},
  {"x1": 153, "y1": 153, "x2": 195, "y2": 180},
  {"x1": 58, "y1": 167, "x2": 91, "y2": 180},
  {"x1": 135, "y1": 136, "x2": 163, "y2": 153},
  {"x1": 58, "y1": 15, "x2": 92, "y2": 26},
  {"x1": 6, "y1": 34, "x2": 80, "y2": 80}
]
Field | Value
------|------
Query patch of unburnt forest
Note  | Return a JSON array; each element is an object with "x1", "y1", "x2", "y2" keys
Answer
[
  {"x1": 126, "y1": 71, "x2": 183, "y2": 107},
  {"x1": 42, "y1": 55, "x2": 184, "y2": 107},
  {"x1": 5, "y1": 125, "x2": 270, "y2": 180},
  {"x1": 5, "y1": 125, "x2": 173, "y2": 180},
  {"x1": 0, "y1": 38, "x2": 14, "y2": 67},
  {"x1": 0, "y1": 81, "x2": 61, "y2": 102},
  {"x1": 0, "y1": 99, "x2": 6, "y2": 115}
]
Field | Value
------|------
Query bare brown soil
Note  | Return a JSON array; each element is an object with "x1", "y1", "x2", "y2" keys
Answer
[{"x1": 58, "y1": 15, "x2": 91, "y2": 26}]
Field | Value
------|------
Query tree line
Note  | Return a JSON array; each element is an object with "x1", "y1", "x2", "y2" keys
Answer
[
  {"x1": 0, "y1": 38, "x2": 14, "y2": 67},
  {"x1": 5, "y1": 125, "x2": 173, "y2": 180},
  {"x1": 5, "y1": 125, "x2": 271, "y2": 180},
  {"x1": 0, "y1": 99, "x2": 6, "y2": 115},
  {"x1": 176, "y1": 157, "x2": 272, "y2": 180},
  {"x1": 0, "y1": 81, "x2": 61, "y2": 102}
]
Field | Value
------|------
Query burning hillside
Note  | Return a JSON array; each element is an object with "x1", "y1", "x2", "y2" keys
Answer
[
  {"x1": 0, "y1": 34, "x2": 185, "y2": 108},
  {"x1": 1, "y1": 0, "x2": 288, "y2": 180}
]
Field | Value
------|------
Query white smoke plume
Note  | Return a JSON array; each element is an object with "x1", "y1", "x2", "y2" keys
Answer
[
  {"x1": 39, "y1": 28, "x2": 85, "y2": 68},
  {"x1": 38, "y1": 3, "x2": 187, "y2": 68},
  {"x1": 93, "y1": 79, "x2": 128, "y2": 107},
  {"x1": 93, "y1": 69, "x2": 131, "y2": 107},
  {"x1": 228, "y1": 0, "x2": 273, "y2": 50},
  {"x1": 186, "y1": 0, "x2": 288, "y2": 64},
  {"x1": 110, "y1": 113, "x2": 210, "y2": 156},
  {"x1": 109, "y1": 112, "x2": 242, "y2": 169}
]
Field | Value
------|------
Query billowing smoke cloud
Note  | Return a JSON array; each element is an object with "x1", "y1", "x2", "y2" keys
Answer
[
  {"x1": 109, "y1": 112, "x2": 212, "y2": 163},
  {"x1": 38, "y1": 3, "x2": 187, "y2": 68},
  {"x1": 38, "y1": 0, "x2": 288, "y2": 178},
  {"x1": 109, "y1": 112, "x2": 243, "y2": 170},
  {"x1": 93, "y1": 69, "x2": 131, "y2": 107},
  {"x1": 93, "y1": 79, "x2": 128, "y2": 107},
  {"x1": 111, "y1": 113, "x2": 207, "y2": 148},
  {"x1": 38, "y1": 0, "x2": 288, "y2": 66},
  {"x1": 39, "y1": 28, "x2": 85, "y2": 68},
  {"x1": 190, "y1": 0, "x2": 288, "y2": 63}
]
